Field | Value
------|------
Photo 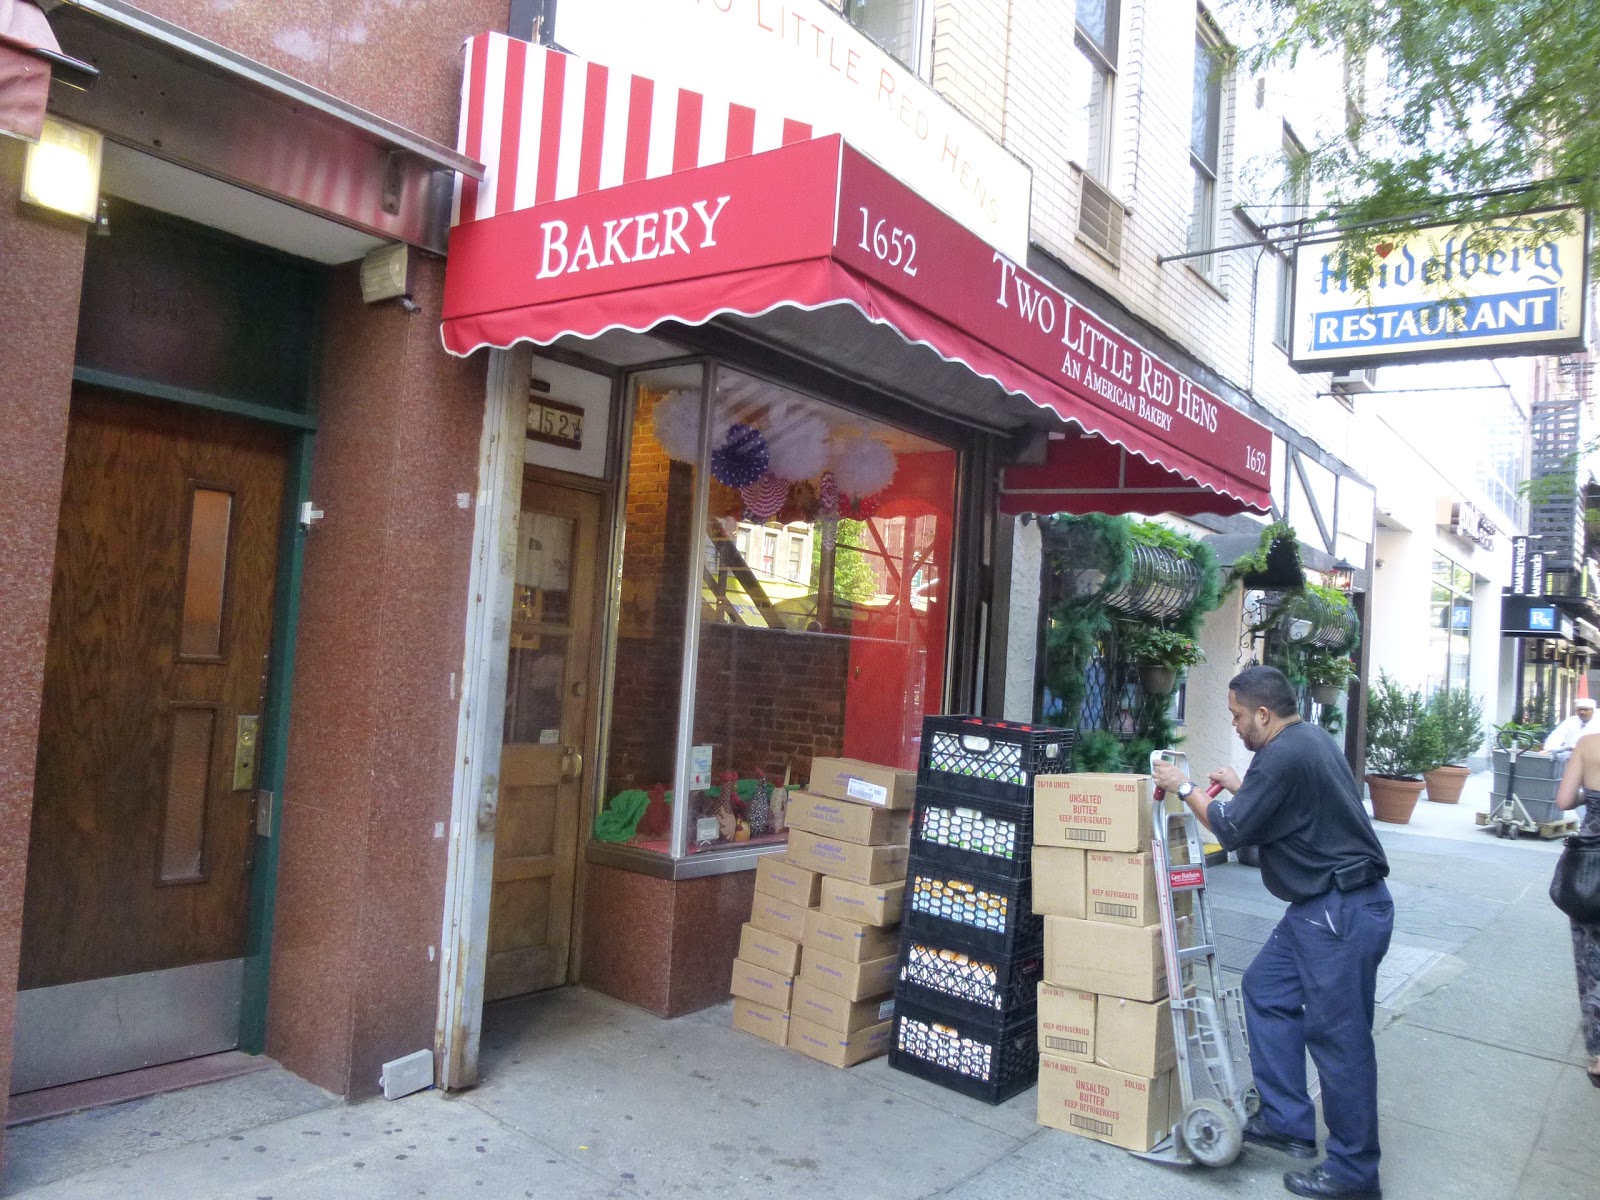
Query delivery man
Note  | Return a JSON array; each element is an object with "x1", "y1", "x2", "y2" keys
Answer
[
  {"x1": 1151, "y1": 665, "x2": 1392, "y2": 1200},
  {"x1": 1543, "y1": 696, "x2": 1599, "y2": 753}
]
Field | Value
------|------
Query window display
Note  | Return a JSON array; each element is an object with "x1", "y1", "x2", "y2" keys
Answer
[{"x1": 592, "y1": 361, "x2": 959, "y2": 863}]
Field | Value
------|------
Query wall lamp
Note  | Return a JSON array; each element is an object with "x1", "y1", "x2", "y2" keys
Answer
[{"x1": 20, "y1": 115, "x2": 102, "y2": 221}]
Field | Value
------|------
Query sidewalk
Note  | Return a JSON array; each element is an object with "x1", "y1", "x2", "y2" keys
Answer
[{"x1": 4, "y1": 771, "x2": 1594, "y2": 1199}]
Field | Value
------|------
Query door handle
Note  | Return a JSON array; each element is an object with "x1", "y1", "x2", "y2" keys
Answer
[{"x1": 560, "y1": 745, "x2": 584, "y2": 782}]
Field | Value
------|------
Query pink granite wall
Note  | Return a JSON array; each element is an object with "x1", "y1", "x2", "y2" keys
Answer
[
  {"x1": 129, "y1": 1, "x2": 511, "y2": 147},
  {"x1": 0, "y1": 145, "x2": 89, "y2": 1153},
  {"x1": 267, "y1": 254, "x2": 486, "y2": 1096}
]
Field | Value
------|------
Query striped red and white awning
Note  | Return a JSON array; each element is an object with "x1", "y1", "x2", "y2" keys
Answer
[{"x1": 454, "y1": 31, "x2": 813, "y2": 227}]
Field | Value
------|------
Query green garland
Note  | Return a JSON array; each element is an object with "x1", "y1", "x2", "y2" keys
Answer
[{"x1": 1038, "y1": 515, "x2": 1226, "y2": 769}]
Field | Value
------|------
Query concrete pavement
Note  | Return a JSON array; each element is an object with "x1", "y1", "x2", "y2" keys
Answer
[{"x1": 4, "y1": 770, "x2": 1595, "y2": 1199}]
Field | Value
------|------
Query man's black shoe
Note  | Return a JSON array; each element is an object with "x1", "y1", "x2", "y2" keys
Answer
[
  {"x1": 1242, "y1": 1116, "x2": 1316, "y2": 1159},
  {"x1": 1283, "y1": 1165, "x2": 1382, "y2": 1200}
]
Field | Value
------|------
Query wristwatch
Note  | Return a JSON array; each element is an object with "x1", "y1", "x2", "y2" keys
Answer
[{"x1": 1176, "y1": 782, "x2": 1196, "y2": 801}]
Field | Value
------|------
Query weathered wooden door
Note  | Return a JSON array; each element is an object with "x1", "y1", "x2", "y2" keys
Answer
[
  {"x1": 13, "y1": 387, "x2": 288, "y2": 1092},
  {"x1": 485, "y1": 477, "x2": 600, "y2": 1000}
]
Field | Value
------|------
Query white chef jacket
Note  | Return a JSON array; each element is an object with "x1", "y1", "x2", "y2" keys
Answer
[{"x1": 1543, "y1": 712, "x2": 1600, "y2": 753}]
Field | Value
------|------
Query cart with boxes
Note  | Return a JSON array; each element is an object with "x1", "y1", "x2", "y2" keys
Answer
[
  {"x1": 730, "y1": 757, "x2": 915, "y2": 1067},
  {"x1": 887, "y1": 717, "x2": 1073, "y2": 1104}
]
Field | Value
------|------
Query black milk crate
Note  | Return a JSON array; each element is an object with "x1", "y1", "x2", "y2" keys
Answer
[
  {"x1": 904, "y1": 859, "x2": 1043, "y2": 959},
  {"x1": 889, "y1": 994, "x2": 1038, "y2": 1105},
  {"x1": 919, "y1": 715, "x2": 1073, "y2": 804},
  {"x1": 910, "y1": 787, "x2": 1034, "y2": 879},
  {"x1": 896, "y1": 927, "x2": 1044, "y2": 1025}
]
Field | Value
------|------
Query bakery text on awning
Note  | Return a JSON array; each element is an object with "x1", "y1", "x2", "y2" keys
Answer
[{"x1": 441, "y1": 41, "x2": 1272, "y2": 516}]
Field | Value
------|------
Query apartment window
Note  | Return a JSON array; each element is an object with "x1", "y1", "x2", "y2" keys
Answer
[
  {"x1": 1188, "y1": 19, "x2": 1225, "y2": 264},
  {"x1": 827, "y1": 0, "x2": 927, "y2": 74},
  {"x1": 787, "y1": 535, "x2": 805, "y2": 582},
  {"x1": 1274, "y1": 127, "x2": 1309, "y2": 350},
  {"x1": 1068, "y1": 0, "x2": 1120, "y2": 179},
  {"x1": 762, "y1": 530, "x2": 778, "y2": 577}
]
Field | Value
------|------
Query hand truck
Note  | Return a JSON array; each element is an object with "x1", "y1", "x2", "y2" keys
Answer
[
  {"x1": 1134, "y1": 750, "x2": 1257, "y2": 1168},
  {"x1": 1478, "y1": 738, "x2": 1578, "y2": 840}
]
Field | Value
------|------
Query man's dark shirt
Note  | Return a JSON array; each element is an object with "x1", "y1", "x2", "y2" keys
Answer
[{"x1": 1205, "y1": 720, "x2": 1389, "y2": 903}]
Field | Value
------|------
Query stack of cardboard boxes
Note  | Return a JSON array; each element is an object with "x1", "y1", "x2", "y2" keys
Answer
[
  {"x1": 1031, "y1": 773, "x2": 1188, "y2": 1152},
  {"x1": 730, "y1": 757, "x2": 913, "y2": 1067}
]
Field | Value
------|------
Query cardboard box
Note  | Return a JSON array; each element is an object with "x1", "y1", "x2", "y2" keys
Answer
[
  {"x1": 1086, "y1": 852, "x2": 1193, "y2": 926},
  {"x1": 1033, "y1": 774, "x2": 1154, "y2": 852},
  {"x1": 1096, "y1": 994, "x2": 1176, "y2": 1077},
  {"x1": 1037, "y1": 983, "x2": 1096, "y2": 1061},
  {"x1": 786, "y1": 790, "x2": 912, "y2": 845},
  {"x1": 803, "y1": 909, "x2": 900, "y2": 963},
  {"x1": 730, "y1": 957, "x2": 795, "y2": 1011},
  {"x1": 788, "y1": 1015, "x2": 894, "y2": 1067},
  {"x1": 799, "y1": 947, "x2": 899, "y2": 1001},
  {"x1": 787, "y1": 829, "x2": 909, "y2": 884},
  {"x1": 755, "y1": 855, "x2": 823, "y2": 908},
  {"x1": 807, "y1": 757, "x2": 916, "y2": 810},
  {"x1": 1086, "y1": 852, "x2": 1158, "y2": 925},
  {"x1": 750, "y1": 893, "x2": 810, "y2": 940},
  {"x1": 739, "y1": 923, "x2": 801, "y2": 977},
  {"x1": 819, "y1": 876, "x2": 905, "y2": 926},
  {"x1": 790, "y1": 982, "x2": 896, "y2": 1033},
  {"x1": 1037, "y1": 1054, "x2": 1173, "y2": 1151},
  {"x1": 1044, "y1": 916, "x2": 1167, "y2": 1002},
  {"x1": 731, "y1": 997, "x2": 790, "y2": 1047},
  {"x1": 1031, "y1": 847, "x2": 1087, "y2": 918}
]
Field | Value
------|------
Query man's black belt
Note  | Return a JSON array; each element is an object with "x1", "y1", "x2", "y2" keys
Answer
[{"x1": 1333, "y1": 860, "x2": 1382, "y2": 892}]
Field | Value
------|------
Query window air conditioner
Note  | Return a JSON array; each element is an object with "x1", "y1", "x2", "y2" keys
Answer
[
  {"x1": 1077, "y1": 173, "x2": 1125, "y2": 266},
  {"x1": 1329, "y1": 367, "x2": 1379, "y2": 394}
]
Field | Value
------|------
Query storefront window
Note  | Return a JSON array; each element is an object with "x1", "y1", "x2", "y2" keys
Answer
[
  {"x1": 593, "y1": 364, "x2": 705, "y2": 856},
  {"x1": 1429, "y1": 552, "x2": 1473, "y2": 694},
  {"x1": 593, "y1": 361, "x2": 959, "y2": 863}
]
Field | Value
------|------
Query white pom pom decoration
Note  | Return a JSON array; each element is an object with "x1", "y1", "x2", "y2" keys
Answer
[
  {"x1": 766, "y1": 413, "x2": 831, "y2": 481},
  {"x1": 830, "y1": 434, "x2": 897, "y2": 498},
  {"x1": 651, "y1": 390, "x2": 702, "y2": 462}
]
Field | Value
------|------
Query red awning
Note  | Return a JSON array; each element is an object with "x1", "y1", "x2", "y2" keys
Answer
[
  {"x1": 441, "y1": 134, "x2": 1272, "y2": 515},
  {"x1": 0, "y1": 0, "x2": 57, "y2": 142}
]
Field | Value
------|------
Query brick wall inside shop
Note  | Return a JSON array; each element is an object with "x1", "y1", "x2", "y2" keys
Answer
[
  {"x1": 693, "y1": 624, "x2": 849, "y2": 787},
  {"x1": 604, "y1": 391, "x2": 693, "y2": 795}
]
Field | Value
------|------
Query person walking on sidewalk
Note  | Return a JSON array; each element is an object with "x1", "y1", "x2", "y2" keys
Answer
[
  {"x1": 1554, "y1": 732, "x2": 1600, "y2": 1087},
  {"x1": 1152, "y1": 665, "x2": 1393, "y2": 1200}
]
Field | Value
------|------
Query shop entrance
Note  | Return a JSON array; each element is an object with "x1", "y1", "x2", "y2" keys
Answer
[
  {"x1": 12, "y1": 387, "x2": 290, "y2": 1093},
  {"x1": 486, "y1": 475, "x2": 603, "y2": 1000}
]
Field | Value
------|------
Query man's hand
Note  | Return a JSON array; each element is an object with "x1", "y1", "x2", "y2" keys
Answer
[
  {"x1": 1207, "y1": 767, "x2": 1242, "y2": 794},
  {"x1": 1150, "y1": 761, "x2": 1188, "y2": 794}
]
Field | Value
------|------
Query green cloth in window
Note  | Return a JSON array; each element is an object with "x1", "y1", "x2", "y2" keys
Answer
[{"x1": 594, "y1": 789, "x2": 650, "y2": 842}]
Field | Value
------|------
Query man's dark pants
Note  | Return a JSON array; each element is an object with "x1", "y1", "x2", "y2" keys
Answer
[{"x1": 1244, "y1": 881, "x2": 1394, "y2": 1190}]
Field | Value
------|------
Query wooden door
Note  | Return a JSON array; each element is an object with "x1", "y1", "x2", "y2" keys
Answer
[
  {"x1": 485, "y1": 478, "x2": 601, "y2": 1001},
  {"x1": 15, "y1": 388, "x2": 287, "y2": 1089}
]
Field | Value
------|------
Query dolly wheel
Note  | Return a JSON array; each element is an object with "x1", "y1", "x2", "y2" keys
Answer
[
  {"x1": 1180, "y1": 1098, "x2": 1242, "y2": 1167},
  {"x1": 1244, "y1": 1087, "x2": 1262, "y2": 1119}
]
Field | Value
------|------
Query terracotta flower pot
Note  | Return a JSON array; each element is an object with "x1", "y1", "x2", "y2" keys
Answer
[
  {"x1": 1309, "y1": 683, "x2": 1343, "y2": 706},
  {"x1": 1140, "y1": 665, "x2": 1177, "y2": 695},
  {"x1": 1366, "y1": 774, "x2": 1425, "y2": 824},
  {"x1": 1423, "y1": 764, "x2": 1471, "y2": 804}
]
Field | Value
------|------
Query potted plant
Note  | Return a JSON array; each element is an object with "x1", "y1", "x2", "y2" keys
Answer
[
  {"x1": 1305, "y1": 652, "x2": 1356, "y2": 707},
  {"x1": 1121, "y1": 625, "x2": 1204, "y2": 696},
  {"x1": 1363, "y1": 672, "x2": 1444, "y2": 824},
  {"x1": 1422, "y1": 687, "x2": 1485, "y2": 804}
]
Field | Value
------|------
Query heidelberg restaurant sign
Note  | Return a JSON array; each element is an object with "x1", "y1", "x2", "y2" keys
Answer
[{"x1": 1289, "y1": 209, "x2": 1590, "y2": 370}]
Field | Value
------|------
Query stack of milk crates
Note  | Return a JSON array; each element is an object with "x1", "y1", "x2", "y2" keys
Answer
[{"x1": 888, "y1": 716, "x2": 1074, "y2": 1104}]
